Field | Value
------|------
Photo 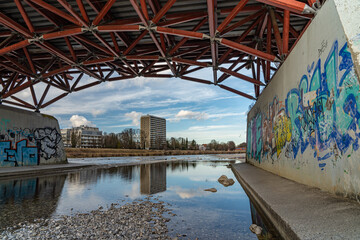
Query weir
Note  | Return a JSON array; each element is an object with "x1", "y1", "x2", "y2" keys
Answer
[{"x1": 246, "y1": 0, "x2": 360, "y2": 199}]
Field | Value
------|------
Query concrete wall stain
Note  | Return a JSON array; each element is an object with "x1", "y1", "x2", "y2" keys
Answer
[{"x1": 247, "y1": 40, "x2": 360, "y2": 170}]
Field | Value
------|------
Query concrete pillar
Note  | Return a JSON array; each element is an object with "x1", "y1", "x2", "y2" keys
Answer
[
  {"x1": 0, "y1": 105, "x2": 67, "y2": 167},
  {"x1": 246, "y1": 0, "x2": 360, "y2": 199}
]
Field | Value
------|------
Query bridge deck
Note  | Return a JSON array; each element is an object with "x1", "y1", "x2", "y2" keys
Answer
[{"x1": 0, "y1": 0, "x2": 318, "y2": 111}]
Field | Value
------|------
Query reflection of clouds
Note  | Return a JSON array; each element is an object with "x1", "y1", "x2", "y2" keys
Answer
[
  {"x1": 56, "y1": 192, "x2": 106, "y2": 216},
  {"x1": 189, "y1": 177, "x2": 217, "y2": 182},
  {"x1": 124, "y1": 181, "x2": 141, "y2": 200},
  {"x1": 168, "y1": 186, "x2": 208, "y2": 199},
  {"x1": 66, "y1": 183, "x2": 86, "y2": 197}
]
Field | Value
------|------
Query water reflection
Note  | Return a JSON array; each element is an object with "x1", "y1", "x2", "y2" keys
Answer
[
  {"x1": 140, "y1": 163, "x2": 166, "y2": 195},
  {"x1": 0, "y1": 157, "x2": 280, "y2": 239},
  {"x1": 0, "y1": 175, "x2": 66, "y2": 230},
  {"x1": 250, "y1": 201, "x2": 280, "y2": 240}
]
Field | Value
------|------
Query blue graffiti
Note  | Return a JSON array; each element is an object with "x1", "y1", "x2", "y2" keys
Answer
[
  {"x1": 0, "y1": 140, "x2": 38, "y2": 167},
  {"x1": 248, "y1": 40, "x2": 360, "y2": 171}
]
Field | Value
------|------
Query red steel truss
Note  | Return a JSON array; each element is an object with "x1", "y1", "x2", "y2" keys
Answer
[{"x1": 0, "y1": 0, "x2": 322, "y2": 111}]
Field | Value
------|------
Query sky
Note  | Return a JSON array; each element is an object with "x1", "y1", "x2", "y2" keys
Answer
[{"x1": 16, "y1": 65, "x2": 259, "y2": 145}]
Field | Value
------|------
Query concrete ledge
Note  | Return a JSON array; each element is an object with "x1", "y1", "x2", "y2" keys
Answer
[
  {"x1": 231, "y1": 163, "x2": 360, "y2": 240},
  {"x1": 0, "y1": 163, "x2": 93, "y2": 179}
]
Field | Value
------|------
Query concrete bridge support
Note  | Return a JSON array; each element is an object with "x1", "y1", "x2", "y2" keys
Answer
[
  {"x1": 246, "y1": 0, "x2": 360, "y2": 199},
  {"x1": 0, "y1": 105, "x2": 67, "y2": 167}
]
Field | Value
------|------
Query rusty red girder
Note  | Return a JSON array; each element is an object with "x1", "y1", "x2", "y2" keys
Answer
[{"x1": 0, "y1": 0, "x2": 315, "y2": 109}]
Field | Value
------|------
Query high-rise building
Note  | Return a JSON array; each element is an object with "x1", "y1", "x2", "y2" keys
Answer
[
  {"x1": 140, "y1": 163, "x2": 167, "y2": 195},
  {"x1": 61, "y1": 125, "x2": 102, "y2": 148},
  {"x1": 140, "y1": 115, "x2": 166, "y2": 149}
]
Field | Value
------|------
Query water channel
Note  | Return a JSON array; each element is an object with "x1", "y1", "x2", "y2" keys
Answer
[{"x1": 0, "y1": 155, "x2": 279, "y2": 239}]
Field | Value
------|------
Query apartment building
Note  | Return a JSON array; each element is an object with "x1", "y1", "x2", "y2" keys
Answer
[
  {"x1": 140, "y1": 115, "x2": 166, "y2": 149},
  {"x1": 61, "y1": 125, "x2": 102, "y2": 148}
]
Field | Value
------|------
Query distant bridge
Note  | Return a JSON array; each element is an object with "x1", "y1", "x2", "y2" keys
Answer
[{"x1": 0, "y1": 0, "x2": 317, "y2": 111}]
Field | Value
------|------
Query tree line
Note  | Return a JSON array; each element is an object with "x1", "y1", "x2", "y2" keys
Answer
[{"x1": 71, "y1": 127, "x2": 244, "y2": 151}]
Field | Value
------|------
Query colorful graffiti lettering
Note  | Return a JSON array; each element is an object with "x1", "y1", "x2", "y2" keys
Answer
[
  {"x1": 0, "y1": 140, "x2": 38, "y2": 167},
  {"x1": 0, "y1": 125, "x2": 62, "y2": 167},
  {"x1": 247, "y1": 40, "x2": 360, "y2": 170}
]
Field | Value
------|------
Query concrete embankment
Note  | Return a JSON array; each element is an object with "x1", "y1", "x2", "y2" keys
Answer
[
  {"x1": 231, "y1": 163, "x2": 360, "y2": 240},
  {"x1": 0, "y1": 163, "x2": 93, "y2": 180}
]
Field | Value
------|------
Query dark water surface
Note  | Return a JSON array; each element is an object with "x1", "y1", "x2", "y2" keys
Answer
[{"x1": 0, "y1": 155, "x2": 279, "y2": 239}]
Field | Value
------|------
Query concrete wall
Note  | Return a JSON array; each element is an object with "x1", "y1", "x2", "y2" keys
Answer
[
  {"x1": 246, "y1": 0, "x2": 360, "y2": 199},
  {"x1": 0, "y1": 105, "x2": 67, "y2": 167}
]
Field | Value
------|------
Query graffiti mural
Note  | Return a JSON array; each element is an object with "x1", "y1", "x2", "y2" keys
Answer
[
  {"x1": 247, "y1": 40, "x2": 360, "y2": 170},
  {"x1": 0, "y1": 140, "x2": 38, "y2": 167},
  {"x1": 34, "y1": 128, "x2": 62, "y2": 160},
  {"x1": 0, "y1": 123, "x2": 62, "y2": 167}
]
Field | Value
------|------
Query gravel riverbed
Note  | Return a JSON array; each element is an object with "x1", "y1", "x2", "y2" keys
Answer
[{"x1": 0, "y1": 196, "x2": 182, "y2": 240}]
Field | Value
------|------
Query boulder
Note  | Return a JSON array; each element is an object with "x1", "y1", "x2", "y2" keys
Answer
[{"x1": 218, "y1": 175, "x2": 235, "y2": 187}]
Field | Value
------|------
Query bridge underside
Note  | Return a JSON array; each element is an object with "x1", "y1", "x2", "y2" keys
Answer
[{"x1": 0, "y1": 0, "x2": 319, "y2": 111}]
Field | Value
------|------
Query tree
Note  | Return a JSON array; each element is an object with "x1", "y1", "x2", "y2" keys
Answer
[
  {"x1": 120, "y1": 128, "x2": 137, "y2": 149},
  {"x1": 227, "y1": 141, "x2": 236, "y2": 151},
  {"x1": 102, "y1": 132, "x2": 119, "y2": 148},
  {"x1": 140, "y1": 129, "x2": 149, "y2": 149},
  {"x1": 190, "y1": 139, "x2": 197, "y2": 150},
  {"x1": 70, "y1": 131, "x2": 80, "y2": 148},
  {"x1": 209, "y1": 139, "x2": 218, "y2": 150}
]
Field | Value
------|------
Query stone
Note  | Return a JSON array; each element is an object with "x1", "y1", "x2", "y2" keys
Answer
[
  {"x1": 218, "y1": 175, "x2": 235, "y2": 187},
  {"x1": 249, "y1": 224, "x2": 262, "y2": 235},
  {"x1": 204, "y1": 188, "x2": 217, "y2": 192}
]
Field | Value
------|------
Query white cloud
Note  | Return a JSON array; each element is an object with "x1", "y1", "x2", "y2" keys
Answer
[
  {"x1": 175, "y1": 110, "x2": 209, "y2": 121},
  {"x1": 168, "y1": 186, "x2": 208, "y2": 199},
  {"x1": 188, "y1": 125, "x2": 236, "y2": 131},
  {"x1": 91, "y1": 109, "x2": 105, "y2": 117},
  {"x1": 70, "y1": 115, "x2": 94, "y2": 127},
  {"x1": 124, "y1": 111, "x2": 142, "y2": 126}
]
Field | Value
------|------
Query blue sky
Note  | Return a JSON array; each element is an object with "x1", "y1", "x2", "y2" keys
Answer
[{"x1": 28, "y1": 66, "x2": 257, "y2": 145}]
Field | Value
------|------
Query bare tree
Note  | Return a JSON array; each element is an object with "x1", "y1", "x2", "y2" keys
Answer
[
  {"x1": 140, "y1": 129, "x2": 149, "y2": 149},
  {"x1": 227, "y1": 141, "x2": 236, "y2": 151}
]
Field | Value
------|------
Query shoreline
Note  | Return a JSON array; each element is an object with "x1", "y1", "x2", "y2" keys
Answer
[{"x1": 65, "y1": 148, "x2": 245, "y2": 158}]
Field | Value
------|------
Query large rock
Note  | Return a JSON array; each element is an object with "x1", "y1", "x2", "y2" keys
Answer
[
  {"x1": 218, "y1": 175, "x2": 235, "y2": 187},
  {"x1": 249, "y1": 224, "x2": 262, "y2": 235}
]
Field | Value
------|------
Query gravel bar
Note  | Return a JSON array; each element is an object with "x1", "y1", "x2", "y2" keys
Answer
[{"x1": 0, "y1": 196, "x2": 181, "y2": 240}]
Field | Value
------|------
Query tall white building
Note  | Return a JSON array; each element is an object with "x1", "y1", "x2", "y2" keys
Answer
[
  {"x1": 140, "y1": 115, "x2": 166, "y2": 149},
  {"x1": 61, "y1": 125, "x2": 102, "y2": 148}
]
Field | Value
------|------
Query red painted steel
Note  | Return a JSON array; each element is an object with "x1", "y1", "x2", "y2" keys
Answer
[
  {"x1": 256, "y1": 0, "x2": 309, "y2": 14},
  {"x1": 93, "y1": 0, "x2": 117, "y2": 25},
  {"x1": 283, "y1": 10, "x2": 290, "y2": 54},
  {"x1": 155, "y1": 27, "x2": 205, "y2": 39},
  {"x1": 217, "y1": 0, "x2": 249, "y2": 33},
  {"x1": 0, "y1": 0, "x2": 314, "y2": 108}
]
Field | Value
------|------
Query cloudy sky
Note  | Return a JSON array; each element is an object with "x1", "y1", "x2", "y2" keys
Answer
[{"x1": 32, "y1": 66, "x2": 258, "y2": 145}]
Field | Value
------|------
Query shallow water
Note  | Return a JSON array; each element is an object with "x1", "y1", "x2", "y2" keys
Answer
[{"x1": 0, "y1": 155, "x2": 278, "y2": 239}]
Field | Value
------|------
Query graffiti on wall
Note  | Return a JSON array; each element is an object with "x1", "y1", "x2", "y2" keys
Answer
[
  {"x1": 34, "y1": 128, "x2": 62, "y2": 160},
  {"x1": 0, "y1": 124, "x2": 62, "y2": 167},
  {"x1": 247, "y1": 40, "x2": 360, "y2": 170}
]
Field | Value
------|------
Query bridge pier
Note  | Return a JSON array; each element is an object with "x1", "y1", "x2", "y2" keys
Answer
[
  {"x1": 246, "y1": 0, "x2": 360, "y2": 199},
  {"x1": 0, "y1": 105, "x2": 67, "y2": 167}
]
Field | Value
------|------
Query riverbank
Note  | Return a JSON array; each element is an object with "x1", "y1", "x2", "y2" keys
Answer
[
  {"x1": 65, "y1": 148, "x2": 244, "y2": 158},
  {"x1": 0, "y1": 196, "x2": 179, "y2": 240}
]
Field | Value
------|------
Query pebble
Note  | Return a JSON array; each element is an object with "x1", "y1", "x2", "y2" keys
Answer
[{"x1": 0, "y1": 197, "x2": 181, "y2": 240}]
